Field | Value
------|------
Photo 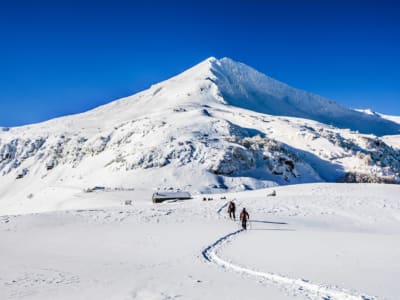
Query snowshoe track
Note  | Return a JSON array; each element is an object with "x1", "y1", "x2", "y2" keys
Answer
[{"x1": 202, "y1": 203, "x2": 376, "y2": 300}]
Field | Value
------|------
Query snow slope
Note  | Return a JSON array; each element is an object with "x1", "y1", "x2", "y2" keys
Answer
[
  {"x1": 355, "y1": 109, "x2": 400, "y2": 150},
  {"x1": 380, "y1": 113, "x2": 400, "y2": 125},
  {"x1": 1, "y1": 57, "x2": 400, "y2": 215},
  {"x1": 381, "y1": 134, "x2": 400, "y2": 150},
  {"x1": 379, "y1": 113, "x2": 400, "y2": 149},
  {"x1": 380, "y1": 114, "x2": 400, "y2": 124},
  {"x1": 1, "y1": 183, "x2": 399, "y2": 300},
  {"x1": 355, "y1": 109, "x2": 400, "y2": 126},
  {"x1": 212, "y1": 58, "x2": 400, "y2": 136}
]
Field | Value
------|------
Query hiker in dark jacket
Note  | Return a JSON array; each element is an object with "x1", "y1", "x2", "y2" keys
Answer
[
  {"x1": 240, "y1": 208, "x2": 250, "y2": 230},
  {"x1": 227, "y1": 201, "x2": 236, "y2": 220}
]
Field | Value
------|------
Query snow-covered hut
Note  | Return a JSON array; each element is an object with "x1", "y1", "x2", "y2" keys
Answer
[{"x1": 152, "y1": 192, "x2": 192, "y2": 203}]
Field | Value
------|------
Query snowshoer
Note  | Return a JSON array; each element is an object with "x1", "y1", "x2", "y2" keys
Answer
[
  {"x1": 240, "y1": 208, "x2": 250, "y2": 230},
  {"x1": 227, "y1": 201, "x2": 236, "y2": 220}
]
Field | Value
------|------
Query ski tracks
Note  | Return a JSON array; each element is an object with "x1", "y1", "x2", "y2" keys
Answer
[{"x1": 202, "y1": 202, "x2": 375, "y2": 300}]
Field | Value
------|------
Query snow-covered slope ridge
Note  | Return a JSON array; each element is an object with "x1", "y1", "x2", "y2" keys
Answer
[
  {"x1": 355, "y1": 108, "x2": 400, "y2": 125},
  {"x1": 213, "y1": 58, "x2": 400, "y2": 136},
  {"x1": 1, "y1": 57, "x2": 400, "y2": 208}
]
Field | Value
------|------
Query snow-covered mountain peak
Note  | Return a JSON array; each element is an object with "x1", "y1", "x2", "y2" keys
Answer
[
  {"x1": 5, "y1": 57, "x2": 400, "y2": 137},
  {"x1": 1, "y1": 57, "x2": 400, "y2": 211},
  {"x1": 214, "y1": 57, "x2": 281, "y2": 86},
  {"x1": 151, "y1": 56, "x2": 398, "y2": 136}
]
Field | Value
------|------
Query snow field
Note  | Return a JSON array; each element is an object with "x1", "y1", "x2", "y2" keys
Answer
[{"x1": 1, "y1": 183, "x2": 399, "y2": 299}]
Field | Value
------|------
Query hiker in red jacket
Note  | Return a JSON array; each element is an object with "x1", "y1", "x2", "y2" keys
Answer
[
  {"x1": 240, "y1": 208, "x2": 250, "y2": 230},
  {"x1": 227, "y1": 201, "x2": 236, "y2": 220}
]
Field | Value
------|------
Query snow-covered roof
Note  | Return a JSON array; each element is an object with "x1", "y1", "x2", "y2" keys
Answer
[{"x1": 152, "y1": 192, "x2": 192, "y2": 200}]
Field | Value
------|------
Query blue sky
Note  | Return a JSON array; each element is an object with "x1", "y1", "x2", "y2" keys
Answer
[{"x1": 1, "y1": 0, "x2": 399, "y2": 126}]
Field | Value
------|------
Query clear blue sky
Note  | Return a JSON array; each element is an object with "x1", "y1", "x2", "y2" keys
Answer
[{"x1": 1, "y1": 0, "x2": 399, "y2": 126}]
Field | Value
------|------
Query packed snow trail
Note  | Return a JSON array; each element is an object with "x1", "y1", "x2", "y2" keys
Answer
[
  {"x1": 201, "y1": 229, "x2": 243, "y2": 262},
  {"x1": 202, "y1": 203, "x2": 376, "y2": 300}
]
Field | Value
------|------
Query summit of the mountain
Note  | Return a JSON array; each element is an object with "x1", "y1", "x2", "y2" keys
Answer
[
  {"x1": 107, "y1": 55, "x2": 399, "y2": 136},
  {"x1": 9, "y1": 57, "x2": 399, "y2": 137}
]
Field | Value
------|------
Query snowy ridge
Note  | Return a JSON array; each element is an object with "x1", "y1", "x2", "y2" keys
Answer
[
  {"x1": 379, "y1": 113, "x2": 400, "y2": 125},
  {"x1": 212, "y1": 58, "x2": 400, "y2": 136},
  {"x1": 355, "y1": 109, "x2": 400, "y2": 150},
  {"x1": 355, "y1": 109, "x2": 400, "y2": 125}
]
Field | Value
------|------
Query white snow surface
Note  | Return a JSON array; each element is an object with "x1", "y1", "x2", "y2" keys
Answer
[
  {"x1": 355, "y1": 109, "x2": 400, "y2": 150},
  {"x1": 378, "y1": 113, "x2": 400, "y2": 149},
  {"x1": 1, "y1": 57, "x2": 400, "y2": 212},
  {"x1": 355, "y1": 109, "x2": 400, "y2": 125},
  {"x1": 379, "y1": 113, "x2": 400, "y2": 125},
  {"x1": 0, "y1": 183, "x2": 399, "y2": 300}
]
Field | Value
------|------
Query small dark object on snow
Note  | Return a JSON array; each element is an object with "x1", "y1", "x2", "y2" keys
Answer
[
  {"x1": 16, "y1": 168, "x2": 28, "y2": 179},
  {"x1": 152, "y1": 191, "x2": 191, "y2": 203},
  {"x1": 240, "y1": 208, "x2": 250, "y2": 230},
  {"x1": 267, "y1": 190, "x2": 277, "y2": 197},
  {"x1": 85, "y1": 186, "x2": 106, "y2": 193},
  {"x1": 227, "y1": 201, "x2": 236, "y2": 220}
]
